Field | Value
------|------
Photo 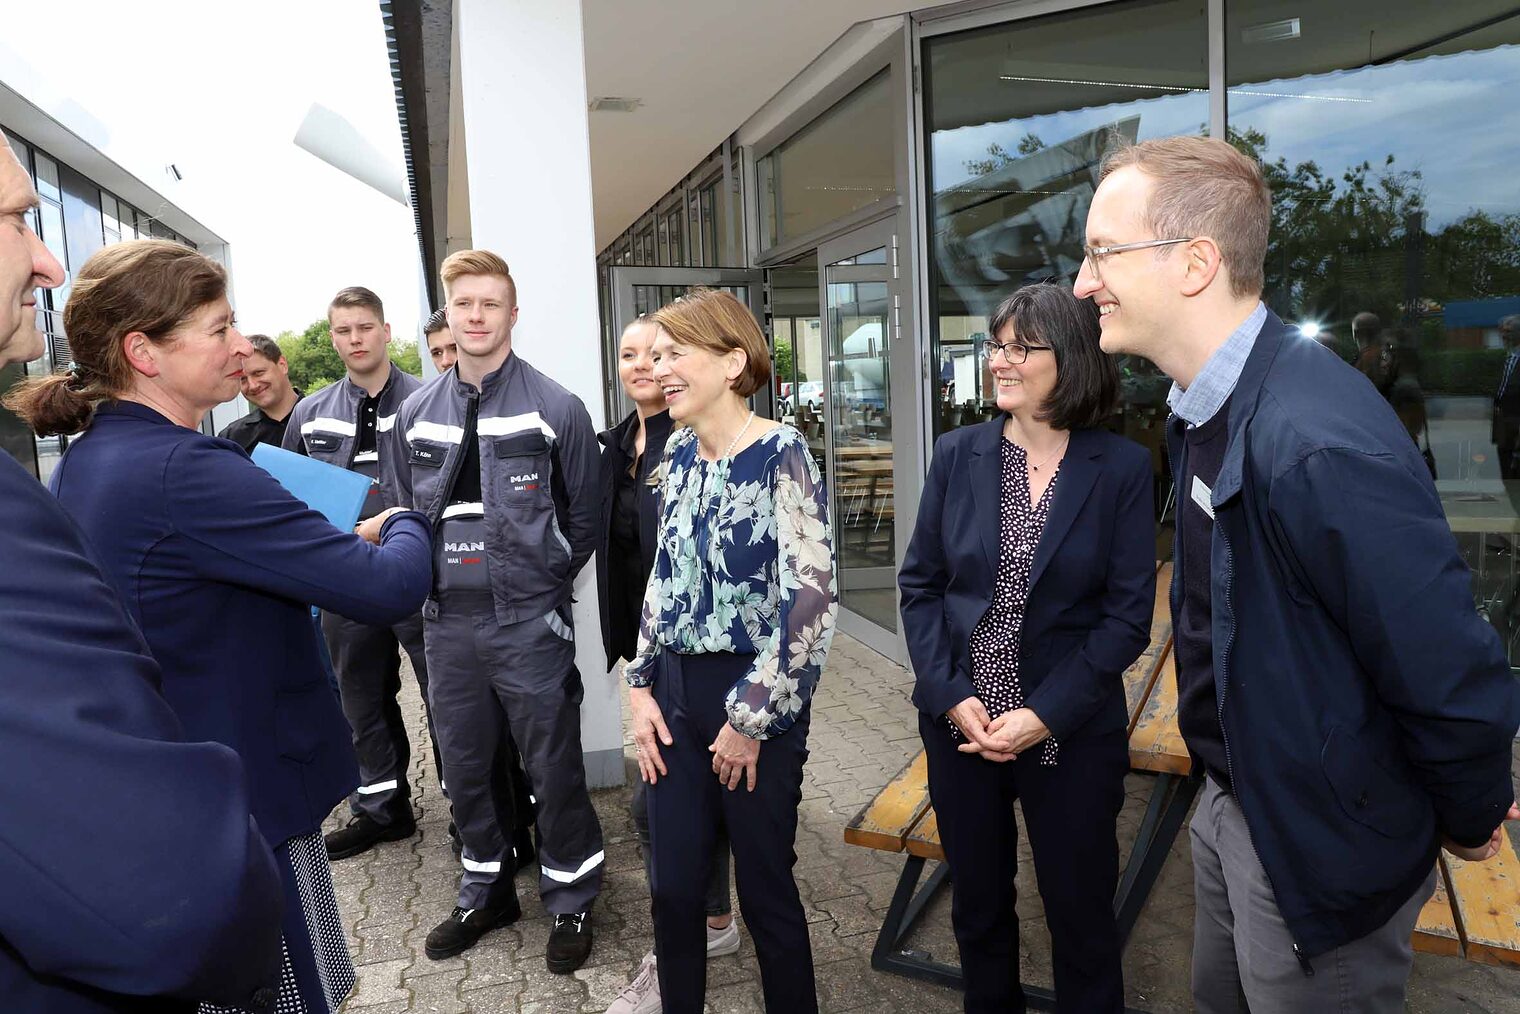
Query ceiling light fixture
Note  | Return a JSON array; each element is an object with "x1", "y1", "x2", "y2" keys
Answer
[
  {"x1": 1243, "y1": 18, "x2": 1302, "y2": 44},
  {"x1": 996, "y1": 74, "x2": 1370, "y2": 104},
  {"x1": 589, "y1": 96, "x2": 642, "y2": 113}
]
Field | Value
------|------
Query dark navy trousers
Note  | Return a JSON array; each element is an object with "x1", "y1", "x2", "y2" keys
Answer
[
  {"x1": 647, "y1": 651, "x2": 816, "y2": 1014},
  {"x1": 921, "y1": 713, "x2": 1129, "y2": 1013}
]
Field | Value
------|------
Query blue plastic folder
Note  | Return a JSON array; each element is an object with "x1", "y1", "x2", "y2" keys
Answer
[{"x1": 251, "y1": 442, "x2": 374, "y2": 533}]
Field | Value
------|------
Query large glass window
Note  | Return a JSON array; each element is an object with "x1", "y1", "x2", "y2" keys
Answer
[
  {"x1": 1228, "y1": 1, "x2": 1520, "y2": 661},
  {"x1": 926, "y1": 0, "x2": 1207, "y2": 443},
  {"x1": 757, "y1": 69, "x2": 896, "y2": 250},
  {"x1": 769, "y1": 260, "x2": 824, "y2": 471}
]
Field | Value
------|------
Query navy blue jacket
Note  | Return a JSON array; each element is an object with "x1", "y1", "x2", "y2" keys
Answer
[
  {"x1": 0, "y1": 451, "x2": 284, "y2": 1013},
  {"x1": 50, "y1": 402, "x2": 433, "y2": 849},
  {"x1": 900, "y1": 422, "x2": 1157, "y2": 742},
  {"x1": 1171, "y1": 312, "x2": 1520, "y2": 957}
]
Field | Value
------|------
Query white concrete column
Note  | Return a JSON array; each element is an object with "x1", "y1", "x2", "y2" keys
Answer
[{"x1": 456, "y1": 0, "x2": 622, "y2": 788}]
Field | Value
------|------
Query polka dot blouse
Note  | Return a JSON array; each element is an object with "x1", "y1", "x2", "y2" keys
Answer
[{"x1": 955, "y1": 437, "x2": 1062, "y2": 766}]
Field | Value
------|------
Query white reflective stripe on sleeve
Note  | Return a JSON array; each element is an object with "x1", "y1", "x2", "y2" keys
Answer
[
  {"x1": 376, "y1": 413, "x2": 398, "y2": 432},
  {"x1": 541, "y1": 850, "x2": 605, "y2": 884},
  {"x1": 407, "y1": 420, "x2": 465, "y2": 444},
  {"x1": 351, "y1": 450, "x2": 380, "y2": 464},
  {"x1": 478, "y1": 411, "x2": 557, "y2": 441},
  {"x1": 460, "y1": 855, "x2": 503, "y2": 874},
  {"x1": 355, "y1": 779, "x2": 399, "y2": 795},
  {"x1": 544, "y1": 609, "x2": 572, "y2": 641},
  {"x1": 442, "y1": 502, "x2": 485, "y2": 519},
  {"x1": 302, "y1": 416, "x2": 357, "y2": 437}
]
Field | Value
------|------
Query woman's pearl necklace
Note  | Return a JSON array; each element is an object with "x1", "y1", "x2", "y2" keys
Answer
[{"x1": 721, "y1": 411, "x2": 755, "y2": 459}]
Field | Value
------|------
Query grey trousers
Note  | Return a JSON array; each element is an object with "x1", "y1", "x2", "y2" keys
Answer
[
  {"x1": 423, "y1": 596, "x2": 604, "y2": 914},
  {"x1": 1190, "y1": 777, "x2": 1436, "y2": 1013},
  {"x1": 322, "y1": 610, "x2": 437, "y2": 825}
]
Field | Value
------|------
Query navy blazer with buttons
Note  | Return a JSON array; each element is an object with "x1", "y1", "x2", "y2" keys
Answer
[
  {"x1": 49, "y1": 401, "x2": 434, "y2": 850},
  {"x1": 899, "y1": 420, "x2": 1156, "y2": 743}
]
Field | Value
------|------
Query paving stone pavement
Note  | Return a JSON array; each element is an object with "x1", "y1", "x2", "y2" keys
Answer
[{"x1": 327, "y1": 634, "x2": 1520, "y2": 1013}]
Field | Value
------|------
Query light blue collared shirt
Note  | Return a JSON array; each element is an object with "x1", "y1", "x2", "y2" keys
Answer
[{"x1": 1166, "y1": 302, "x2": 1269, "y2": 427}]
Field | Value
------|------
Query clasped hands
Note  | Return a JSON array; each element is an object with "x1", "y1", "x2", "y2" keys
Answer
[
  {"x1": 629, "y1": 685, "x2": 760, "y2": 791},
  {"x1": 948, "y1": 696, "x2": 1049, "y2": 762}
]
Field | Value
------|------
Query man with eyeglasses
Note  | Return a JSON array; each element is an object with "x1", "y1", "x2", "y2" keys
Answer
[{"x1": 1075, "y1": 135, "x2": 1519, "y2": 1013}]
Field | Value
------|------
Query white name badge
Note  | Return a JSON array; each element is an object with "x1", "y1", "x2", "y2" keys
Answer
[{"x1": 1191, "y1": 475, "x2": 1216, "y2": 520}]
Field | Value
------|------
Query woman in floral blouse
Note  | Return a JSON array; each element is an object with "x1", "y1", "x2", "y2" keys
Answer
[{"x1": 623, "y1": 288, "x2": 837, "y2": 1014}]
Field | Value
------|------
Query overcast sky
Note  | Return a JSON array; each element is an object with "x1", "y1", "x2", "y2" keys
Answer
[{"x1": 7, "y1": 0, "x2": 422, "y2": 343}]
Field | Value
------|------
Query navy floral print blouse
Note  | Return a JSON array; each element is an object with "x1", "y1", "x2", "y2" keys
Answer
[{"x1": 624, "y1": 424, "x2": 838, "y2": 740}]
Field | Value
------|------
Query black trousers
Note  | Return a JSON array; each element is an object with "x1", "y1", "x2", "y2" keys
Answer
[
  {"x1": 323, "y1": 611, "x2": 436, "y2": 824},
  {"x1": 647, "y1": 652, "x2": 816, "y2": 1014},
  {"x1": 921, "y1": 713, "x2": 1128, "y2": 1013}
]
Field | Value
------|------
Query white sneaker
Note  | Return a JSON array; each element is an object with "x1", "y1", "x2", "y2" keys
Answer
[
  {"x1": 606, "y1": 951, "x2": 660, "y2": 1014},
  {"x1": 705, "y1": 919, "x2": 740, "y2": 958}
]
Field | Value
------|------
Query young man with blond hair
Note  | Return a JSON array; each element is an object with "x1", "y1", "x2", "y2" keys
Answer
[
  {"x1": 283, "y1": 286, "x2": 437, "y2": 859},
  {"x1": 1076, "y1": 135, "x2": 1520, "y2": 1011},
  {"x1": 389, "y1": 250, "x2": 604, "y2": 971}
]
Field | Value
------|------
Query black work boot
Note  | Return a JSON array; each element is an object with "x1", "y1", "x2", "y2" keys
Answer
[
  {"x1": 546, "y1": 911, "x2": 593, "y2": 973},
  {"x1": 424, "y1": 890, "x2": 522, "y2": 960},
  {"x1": 324, "y1": 811, "x2": 416, "y2": 861}
]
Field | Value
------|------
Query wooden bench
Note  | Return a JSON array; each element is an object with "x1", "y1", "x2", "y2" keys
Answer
[{"x1": 847, "y1": 561, "x2": 1520, "y2": 1003}]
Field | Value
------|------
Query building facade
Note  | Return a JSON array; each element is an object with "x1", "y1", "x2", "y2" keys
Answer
[
  {"x1": 386, "y1": 0, "x2": 1520, "y2": 780},
  {"x1": 1, "y1": 82, "x2": 231, "y2": 481}
]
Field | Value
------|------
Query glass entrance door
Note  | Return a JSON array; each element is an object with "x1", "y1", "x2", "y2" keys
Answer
[
  {"x1": 608, "y1": 266, "x2": 767, "y2": 426},
  {"x1": 818, "y1": 220, "x2": 905, "y2": 655}
]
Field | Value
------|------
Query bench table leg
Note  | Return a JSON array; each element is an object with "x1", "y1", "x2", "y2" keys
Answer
[{"x1": 1114, "y1": 772, "x2": 1202, "y2": 943}]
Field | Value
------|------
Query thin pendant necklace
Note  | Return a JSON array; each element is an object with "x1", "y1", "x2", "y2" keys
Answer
[{"x1": 1017, "y1": 433, "x2": 1068, "y2": 472}]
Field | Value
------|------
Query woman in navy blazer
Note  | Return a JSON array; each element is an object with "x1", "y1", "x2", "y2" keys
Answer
[
  {"x1": 12, "y1": 241, "x2": 433, "y2": 1014},
  {"x1": 899, "y1": 284, "x2": 1155, "y2": 1013}
]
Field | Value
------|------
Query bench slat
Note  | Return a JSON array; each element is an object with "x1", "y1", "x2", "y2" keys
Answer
[
  {"x1": 1444, "y1": 825, "x2": 1520, "y2": 967},
  {"x1": 905, "y1": 806, "x2": 946, "y2": 861},
  {"x1": 1127, "y1": 648, "x2": 1193, "y2": 776},
  {"x1": 1123, "y1": 562, "x2": 1175, "y2": 733},
  {"x1": 844, "y1": 752, "x2": 932, "y2": 853},
  {"x1": 1412, "y1": 858, "x2": 1464, "y2": 958}
]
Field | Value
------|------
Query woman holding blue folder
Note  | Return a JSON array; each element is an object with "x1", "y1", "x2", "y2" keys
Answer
[{"x1": 9, "y1": 240, "x2": 434, "y2": 1014}]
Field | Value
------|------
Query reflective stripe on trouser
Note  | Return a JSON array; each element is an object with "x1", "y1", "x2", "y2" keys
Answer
[
  {"x1": 322, "y1": 610, "x2": 436, "y2": 824},
  {"x1": 423, "y1": 596, "x2": 604, "y2": 913}
]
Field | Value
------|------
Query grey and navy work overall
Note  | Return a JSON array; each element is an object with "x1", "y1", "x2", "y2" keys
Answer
[
  {"x1": 283, "y1": 364, "x2": 437, "y2": 826},
  {"x1": 389, "y1": 353, "x2": 605, "y2": 914}
]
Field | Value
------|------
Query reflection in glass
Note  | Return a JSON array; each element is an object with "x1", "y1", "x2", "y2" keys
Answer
[
  {"x1": 827, "y1": 257, "x2": 897, "y2": 632},
  {"x1": 769, "y1": 261, "x2": 824, "y2": 473},
  {"x1": 924, "y1": 0, "x2": 1206, "y2": 559},
  {"x1": 758, "y1": 70, "x2": 896, "y2": 250},
  {"x1": 1227, "y1": 1, "x2": 1520, "y2": 663}
]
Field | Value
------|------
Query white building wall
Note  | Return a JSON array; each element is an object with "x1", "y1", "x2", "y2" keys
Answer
[{"x1": 456, "y1": 0, "x2": 622, "y2": 787}]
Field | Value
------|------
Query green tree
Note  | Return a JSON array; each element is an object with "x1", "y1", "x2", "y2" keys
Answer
[
  {"x1": 390, "y1": 340, "x2": 422, "y2": 378},
  {"x1": 276, "y1": 319, "x2": 344, "y2": 393},
  {"x1": 773, "y1": 338, "x2": 795, "y2": 386}
]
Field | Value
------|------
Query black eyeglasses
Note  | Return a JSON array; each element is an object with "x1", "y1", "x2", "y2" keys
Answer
[{"x1": 981, "y1": 339, "x2": 1054, "y2": 364}]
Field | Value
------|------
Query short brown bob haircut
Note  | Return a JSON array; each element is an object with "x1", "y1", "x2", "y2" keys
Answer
[
  {"x1": 440, "y1": 249, "x2": 517, "y2": 307},
  {"x1": 329, "y1": 285, "x2": 385, "y2": 322},
  {"x1": 988, "y1": 282, "x2": 1117, "y2": 431},
  {"x1": 1100, "y1": 135, "x2": 1271, "y2": 299},
  {"x1": 649, "y1": 288, "x2": 771, "y2": 399}
]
